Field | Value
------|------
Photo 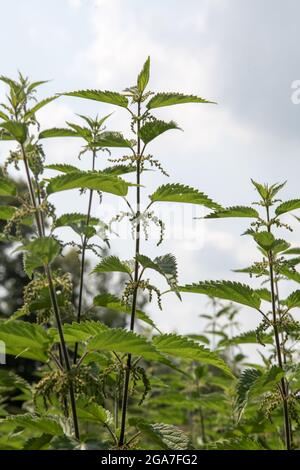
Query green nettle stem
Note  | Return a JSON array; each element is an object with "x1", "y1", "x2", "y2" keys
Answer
[
  {"x1": 74, "y1": 148, "x2": 96, "y2": 364},
  {"x1": 119, "y1": 102, "x2": 142, "y2": 447},
  {"x1": 21, "y1": 144, "x2": 80, "y2": 440},
  {"x1": 266, "y1": 206, "x2": 292, "y2": 450}
]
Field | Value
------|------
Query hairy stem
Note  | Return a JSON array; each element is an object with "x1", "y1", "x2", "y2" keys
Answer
[
  {"x1": 21, "y1": 144, "x2": 80, "y2": 440},
  {"x1": 73, "y1": 148, "x2": 96, "y2": 364},
  {"x1": 119, "y1": 102, "x2": 141, "y2": 447},
  {"x1": 266, "y1": 206, "x2": 291, "y2": 450}
]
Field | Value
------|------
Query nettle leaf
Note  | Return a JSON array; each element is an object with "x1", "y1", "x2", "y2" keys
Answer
[
  {"x1": 87, "y1": 328, "x2": 163, "y2": 361},
  {"x1": 147, "y1": 92, "x2": 215, "y2": 109},
  {"x1": 0, "y1": 320, "x2": 51, "y2": 362},
  {"x1": 250, "y1": 365, "x2": 284, "y2": 397},
  {"x1": 153, "y1": 333, "x2": 234, "y2": 378},
  {"x1": 133, "y1": 420, "x2": 191, "y2": 450},
  {"x1": 179, "y1": 281, "x2": 261, "y2": 310},
  {"x1": 0, "y1": 177, "x2": 17, "y2": 196},
  {"x1": 272, "y1": 239, "x2": 291, "y2": 255},
  {"x1": 0, "y1": 414, "x2": 63, "y2": 436},
  {"x1": 236, "y1": 368, "x2": 261, "y2": 418},
  {"x1": 0, "y1": 121, "x2": 27, "y2": 143},
  {"x1": 60, "y1": 321, "x2": 164, "y2": 362},
  {"x1": 63, "y1": 89, "x2": 128, "y2": 108},
  {"x1": 284, "y1": 247, "x2": 300, "y2": 255},
  {"x1": 137, "y1": 253, "x2": 181, "y2": 298},
  {"x1": 137, "y1": 56, "x2": 150, "y2": 93},
  {"x1": 219, "y1": 330, "x2": 273, "y2": 347},
  {"x1": 150, "y1": 184, "x2": 220, "y2": 209},
  {"x1": 24, "y1": 96, "x2": 58, "y2": 120},
  {"x1": 45, "y1": 163, "x2": 80, "y2": 173},
  {"x1": 283, "y1": 290, "x2": 300, "y2": 309},
  {"x1": 253, "y1": 231, "x2": 275, "y2": 251},
  {"x1": 54, "y1": 213, "x2": 103, "y2": 238},
  {"x1": 93, "y1": 293, "x2": 161, "y2": 333},
  {"x1": 276, "y1": 199, "x2": 300, "y2": 216},
  {"x1": 19, "y1": 236, "x2": 61, "y2": 268},
  {"x1": 0, "y1": 205, "x2": 16, "y2": 220},
  {"x1": 102, "y1": 164, "x2": 136, "y2": 176},
  {"x1": 93, "y1": 131, "x2": 133, "y2": 148},
  {"x1": 236, "y1": 366, "x2": 284, "y2": 420},
  {"x1": 76, "y1": 400, "x2": 111, "y2": 424},
  {"x1": 280, "y1": 266, "x2": 300, "y2": 284},
  {"x1": 61, "y1": 320, "x2": 109, "y2": 343},
  {"x1": 205, "y1": 206, "x2": 259, "y2": 219},
  {"x1": 92, "y1": 256, "x2": 132, "y2": 275},
  {"x1": 39, "y1": 128, "x2": 78, "y2": 139},
  {"x1": 46, "y1": 171, "x2": 131, "y2": 197},
  {"x1": 139, "y1": 119, "x2": 180, "y2": 144},
  {"x1": 255, "y1": 288, "x2": 272, "y2": 302},
  {"x1": 206, "y1": 437, "x2": 265, "y2": 451}
]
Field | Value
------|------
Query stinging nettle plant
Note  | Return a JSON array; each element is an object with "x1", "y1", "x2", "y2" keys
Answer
[
  {"x1": 180, "y1": 180, "x2": 300, "y2": 450},
  {"x1": 0, "y1": 61, "x2": 235, "y2": 450}
]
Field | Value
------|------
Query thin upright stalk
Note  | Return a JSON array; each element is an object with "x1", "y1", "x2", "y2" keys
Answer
[
  {"x1": 266, "y1": 206, "x2": 291, "y2": 450},
  {"x1": 118, "y1": 102, "x2": 142, "y2": 447},
  {"x1": 21, "y1": 144, "x2": 80, "y2": 439},
  {"x1": 73, "y1": 149, "x2": 96, "y2": 364}
]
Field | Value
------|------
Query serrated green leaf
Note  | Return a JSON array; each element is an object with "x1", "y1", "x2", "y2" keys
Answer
[
  {"x1": 206, "y1": 437, "x2": 265, "y2": 450},
  {"x1": 0, "y1": 413, "x2": 63, "y2": 436},
  {"x1": 150, "y1": 184, "x2": 220, "y2": 209},
  {"x1": 46, "y1": 171, "x2": 131, "y2": 197},
  {"x1": 236, "y1": 368, "x2": 261, "y2": 418},
  {"x1": 0, "y1": 321, "x2": 51, "y2": 362},
  {"x1": 276, "y1": 199, "x2": 300, "y2": 216},
  {"x1": 102, "y1": 164, "x2": 137, "y2": 176},
  {"x1": 92, "y1": 256, "x2": 132, "y2": 275},
  {"x1": 93, "y1": 293, "x2": 161, "y2": 332},
  {"x1": 0, "y1": 178, "x2": 17, "y2": 196},
  {"x1": 147, "y1": 92, "x2": 214, "y2": 109},
  {"x1": 137, "y1": 56, "x2": 150, "y2": 93},
  {"x1": 179, "y1": 281, "x2": 261, "y2": 310},
  {"x1": 133, "y1": 420, "x2": 191, "y2": 450},
  {"x1": 252, "y1": 231, "x2": 275, "y2": 250},
  {"x1": 45, "y1": 163, "x2": 80, "y2": 173},
  {"x1": 18, "y1": 236, "x2": 61, "y2": 268},
  {"x1": 283, "y1": 290, "x2": 300, "y2": 309},
  {"x1": 284, "y1": 247, "x2": 300, "y2": 255},
  {"x1": 0, "y1": 121, "x2": 27, "y2": 143},
  {"x1": 219, "y1": 330, "x2": 273, "y2": 347},
  {"x1": 137, "y1": 253, "x2": 180, "y2": 298},
  {"x1": 39, "y1": 127, "x2": 78, "y2": 139},
  {"x1": 88, "y1": 328, "x2": 163, "y2": 361},
  {"x1": 93, "y1": 131, "x2": 132, "y2": 148},
  {"x1": 139, "y1": 119, "x2": 180, "y2": 144},
  {"x1": 255, "y1": 288, "x2": 272, "y2": 302},
  {"x1": 63, "y1": 89, "x2": 128, "y2": 108},
  {"x1": 77, "y1": 400, "x2": 111, "y2": 424},
  {"x1": 205, "y1": 206, "x2": 259, "y2": 219},
  {"x1": 153, "y1": 333, "x2": 234, "y2": 378}
]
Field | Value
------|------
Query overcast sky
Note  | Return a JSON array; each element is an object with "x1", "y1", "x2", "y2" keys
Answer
[{"x1": 1, "y1": 0, "x2": 300, "y2": 351}]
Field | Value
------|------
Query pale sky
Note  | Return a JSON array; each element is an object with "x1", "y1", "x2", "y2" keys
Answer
[{"x1": 1, "y1": 0, "x2": 300, "y2": 353}]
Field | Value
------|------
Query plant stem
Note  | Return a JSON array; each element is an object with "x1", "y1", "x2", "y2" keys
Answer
[
  {"x1": 21, "y1": 144, "x2": 80, "y2": 440},
  {"x1": 266, "y1": 206, "x2": 291, "y2": 450},
  {"x1": 73, "y1": 149, "x2": 96, "y2": 364},
  {"x1": 118, "y1": 102, "x2": 141, "y2": 447}
]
